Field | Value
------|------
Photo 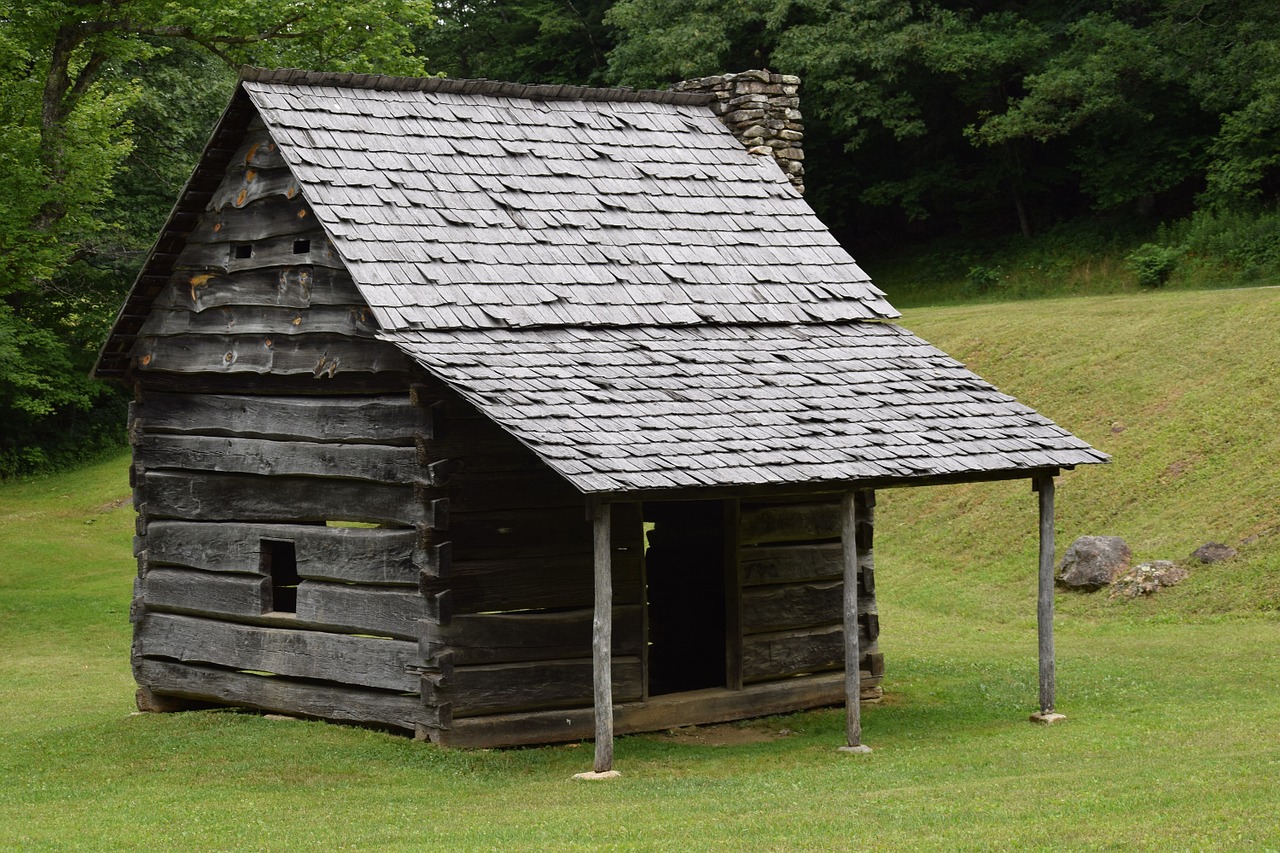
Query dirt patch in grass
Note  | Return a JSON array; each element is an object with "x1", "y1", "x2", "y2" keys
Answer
[{"x1": 97, "y1": 495, "x2": 132, "y2": 512}]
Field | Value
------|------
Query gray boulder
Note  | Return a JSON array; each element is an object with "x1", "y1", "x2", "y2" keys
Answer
[
  {"x1": 1190, "y1": 542, "x2": 1237, "y2": 564},
  {"x1": 1058, "y1": 536, "x2": 1132, "y2": 590}
]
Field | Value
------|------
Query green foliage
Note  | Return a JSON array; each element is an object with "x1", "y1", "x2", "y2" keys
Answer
[
  {"x1": 870, "y1": 216, "x2": 1153, "y2": 307},
  {"x1": 416, "y1": 0, "x2": 613, "y2": 85},
  {"x1": 964, "y1": 264, "x2": 1004, "y2": 294},
  {"x1": 1166, "y1": 207, "x2": 1280, "y2": 277},
  {"x1": 1125, "y1": 243, "x2": 1180, "y2": 288},
  {"x1": 602, "y1": 0, "x2": 1280, "y2": 243},
  {"x1": 0, "y1": 0, "x2": 429, "y2": 476},
  {"x1": 604, "y1": 0, "x2": 796, "y2": 87}
]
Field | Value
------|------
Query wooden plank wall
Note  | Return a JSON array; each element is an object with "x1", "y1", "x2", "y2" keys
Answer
[
  {"x1": 128, "y1": 119, "x2": 439, "y2": 732},
  {"x1": 737, "y1": 493, "x2": 884, "y2": 700},
  {"x1": 413, "y1": 377, "x2": 645, "y2": 722}
]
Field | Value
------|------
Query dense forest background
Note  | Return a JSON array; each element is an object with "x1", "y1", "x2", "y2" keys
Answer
[{"x1": 3, "y1": 0, "x2": 1279, "y2": 474}]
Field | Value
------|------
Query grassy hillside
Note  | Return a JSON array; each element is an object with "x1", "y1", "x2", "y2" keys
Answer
[
  {"x1": 0, "y1": 288, "x2": 1277, "y2": 850},
  {"x1": 882, "y1": 286, "x2": 1280, "y2": 621}
]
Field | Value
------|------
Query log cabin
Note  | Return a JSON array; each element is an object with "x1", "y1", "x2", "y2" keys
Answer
[{"x1": 93, "y1": 68, "x2": 1107, "y2": 766}]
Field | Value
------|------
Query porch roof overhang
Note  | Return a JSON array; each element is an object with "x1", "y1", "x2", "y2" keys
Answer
[{"x1": 393, "y1": 321, "x2": 1106, "y2": 498}]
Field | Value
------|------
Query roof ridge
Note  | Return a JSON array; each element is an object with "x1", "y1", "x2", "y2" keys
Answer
[{"x1": 237, "y1": 66, "x2": 714, "y2": 107}]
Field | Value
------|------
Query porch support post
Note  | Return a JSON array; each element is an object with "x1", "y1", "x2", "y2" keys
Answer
[
  {"x1": 1031, "y1": 474, "x2": 1065, "y2": 724},
  {"x1": 838, "y1": 490, "x2": 872, "y2": 753},
  {"x1": 575, "y1": 497, "x2": 620, "y2": 778}
]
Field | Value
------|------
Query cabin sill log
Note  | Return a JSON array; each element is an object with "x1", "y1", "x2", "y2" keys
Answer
[{"x1": 427, "y1": 671, "x2": 848, "y2": 749}]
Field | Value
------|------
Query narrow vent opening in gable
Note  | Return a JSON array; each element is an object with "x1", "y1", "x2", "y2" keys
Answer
[
  {"x1": 234, "y1": 244, "x2": 253, "y2": 259},
  {"x1": 293, "y1": 239, "x2": 311, "y2": 254}
]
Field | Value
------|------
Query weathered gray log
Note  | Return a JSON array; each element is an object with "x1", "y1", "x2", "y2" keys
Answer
[
  {"x1": 423, "y1": 605, "x2": 642, "y2": 665},
  {"x1": 137, "y1": 392, "x2": 423, "y2": 445},
  {"x1": 143, "y1": 521, "x2": 419, "y2": 584},
  {"x1": 132, "y1": 333, "x2": 410, "y2": 376},
  {"x1": 418, "y1": 436, "x2": 534, "y2": 475},
  {"x1": 135, "y1": 685, "x2": 219, "y2": 713},
  {"x1": 135, "y1": 658, "x2": 435, "y2": 731},
  {"x1": 420, "y1": 468, "x2": 584, "y2": 514},
  {"x1": 1037, "y1": 475, "x2": 1057, "y2": 715},
  {"x1": 141, "y1": 470, "x2": 424, "y2": 526},
  {"x1": 295, "y1": 581, "x2": 423, "y2": 640},
  {"x1": 135, "y1": 612, "x2": 420, "y2": 692},
  {"x1": 187, "y1": 195, "x2": 313, "y2": 244},
  {"x1": 141, "y1": 568, "x2": 271, "y2": 618},
  {"x1": 842, "y1": 491, "x2": 863, "y2": 748},
  {"x1": 427, "y1": 656, "x2": 643, "y2": 718},
  {"x1": 227, "y1": 131, "x2": 288, "y2": 171},
  {"x1": 208, "y1": 167, "x2": 301, "y2": 212},
  {"x1": 431, "y1": 504, "x2": 638, "y2": 561},
  {"x1": 742, "y1": 580, "x2": 844, "y2": 634},
  {"x1": 421, "y1": 548, "x2": 644, "y2": 613},
  {"x1": 592, "y1": 501, "x2": 614, "y2": 773},
  {"x1": 430, "y1": 671, "x2": 846, "y2": 749},
  {"x1": 152, "y1": 266, "x2": 361, "y2": 312},
  {"x1": 176, "y1": 228, "x2": 343, "y2": 273},
  {"x1": 740, "y1": 500, "x2": 840, "y2": 545},
  {"x1": 740, "y1": 541, "x2": 843, "y2": 585},
  {"x1": 742, "y1": 623, "x2": 844, "y2": 682},
  {"x1": 138, "y1": 305, "x2": 378, "y2": 338},
  {"x1": 135, "y1": 435, "x2": 419, "y2": 483},
  {"x1": 136, "y1": 371, "x2": 415, "y2": 397}
]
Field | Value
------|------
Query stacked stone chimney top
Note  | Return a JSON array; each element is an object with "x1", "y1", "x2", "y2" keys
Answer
[{"x1": 673, "y1": 70, "x2": 806, "y2": 194}]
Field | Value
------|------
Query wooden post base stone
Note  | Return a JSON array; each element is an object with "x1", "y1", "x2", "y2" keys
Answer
[
  {"x1": 1030, "y1": 711, "x2": 1067, "y2": 725},
  {"x1": 572, "y1": 770, "x2": 622, "y2": 781},
  {"x1": 837, "y1": 744, "x2": 873, "y2": 754}
]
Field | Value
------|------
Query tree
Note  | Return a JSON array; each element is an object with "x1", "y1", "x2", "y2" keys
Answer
[
  {"x1": 0, "y1": 0, "x2": 430, "y2": 473},
  {"x1": 605, "y1": 0, "x2": 1064, "y2": 239},
  {"x1": 415, "y1": 0, "x2": 614, "y2": 85},
  {"x1": 603, "y1": 0, "x2": 795, "y2": 86},
  {"x1": 604, "y1": 0, "x2": 1280, "y2": 242}
]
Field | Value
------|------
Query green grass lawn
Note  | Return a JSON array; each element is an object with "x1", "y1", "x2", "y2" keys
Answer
[{"x1": 1, "y1": 288, "x2": 1278, "y2": 851}]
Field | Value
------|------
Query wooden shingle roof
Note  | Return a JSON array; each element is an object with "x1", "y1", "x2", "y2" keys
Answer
[
  {"x1": 393, "y1": 323, "x2": 1104, "y2": 493},
  {"x1": 97, "y1": 69, "x2": 1107, "y2": 495},
  {"x1": 240, "y1": 72, "x2": 897, "y2": 330}
]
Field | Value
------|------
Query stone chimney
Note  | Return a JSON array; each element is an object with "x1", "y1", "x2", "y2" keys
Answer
[{"x1": 672, "y1": 70, "x2": 805, "y2": 194}]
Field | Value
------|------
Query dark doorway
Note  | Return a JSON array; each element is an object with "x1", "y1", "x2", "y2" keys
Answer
[
  {"x1": 643, "y1": 500, "x2": 727, "y2": 695},
  {"x1": 261, "y1": 539, "x2": 300, "y2": 613}
]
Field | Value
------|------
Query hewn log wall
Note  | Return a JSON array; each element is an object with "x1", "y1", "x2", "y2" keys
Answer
[
  {"x1": 413, "y1": 377, "x2": 645, "y2": 726},
  {"x1": 128, "y1": 119, "x2": 436, "y2": 731},
  {"x1": 128, "y1": 117, "x2": 647, "y2": 736},
  {"x1": 738, "y1": 493, "x2": 883, "y2": 700}
]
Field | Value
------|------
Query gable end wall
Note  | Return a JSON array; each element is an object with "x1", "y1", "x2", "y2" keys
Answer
[{"x1": 128, "y1": 117, "x2": 436, "y2": 730}]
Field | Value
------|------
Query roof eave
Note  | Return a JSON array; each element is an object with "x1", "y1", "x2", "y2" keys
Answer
[{"x1": 573, "y1": 464, "x2": 1091, "y2": 504}]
